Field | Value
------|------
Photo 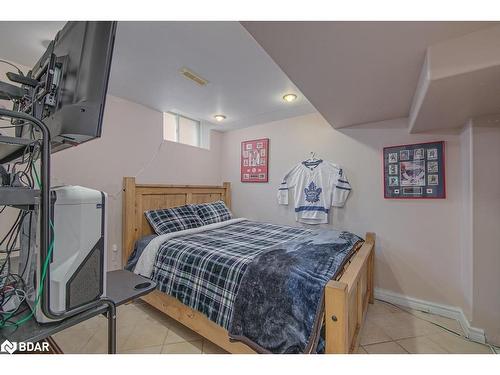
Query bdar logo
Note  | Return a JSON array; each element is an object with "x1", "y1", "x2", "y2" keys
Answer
[{"x1": 1, "y1": 339, "x2": 17, "y2": 354}]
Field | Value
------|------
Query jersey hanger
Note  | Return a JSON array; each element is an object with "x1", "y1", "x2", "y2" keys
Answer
[{"x1": 306, "y1": 152, "x2": 319, "y2": 162}]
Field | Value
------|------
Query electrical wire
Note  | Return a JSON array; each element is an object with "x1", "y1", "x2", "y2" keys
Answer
[
  {"x1": 0, "y1": 213, "x2": 26, "y2": 286},
  {"x1": 1, "y1": 220, "x2": 54, "y2": 328},
  {"x1": 0, "y1": 142, "x2": 38, "y2": 285},
  {"x1": 10, "y1": 140, "x2": 40, "y2": 189},
  {"x1": 105, "y1": 139, "x2": 166, "y2": 202},
  {"x1": 0, "y1": 138, "x2": 52, "y2": 328},
  {"x1": 18, "y1": 212, "x2": 32, "y2": 280},
  {"x1": 0, "y1": 164, "x2": 55, "y2": 329},
  {"x1": 0, "y1": 211, "x2": 26, "y2": 276},
  {"x1": 0, "y1": 236, "x2": 26, "y2": 325},
  {"x1": 0, "y1": 211, "x2": 27, "y2": 326},
  {"x1": 375, "y1": 298, "x2": 499, "y2": 354},
  {"x1": 0, "y1": 287, "x2": 26, "y2": 313},
  {"x1": 0, "y1": 285, "x2": 25, "y2": 326},
  {"x1": 0, "y1": 59, "x2": 23, "y2": 75},
  {"x1": 0, "y1": 77, "x2": 55, "y2": 328}
]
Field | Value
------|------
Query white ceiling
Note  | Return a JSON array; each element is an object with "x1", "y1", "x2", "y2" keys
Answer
[
  {"x1": 3, "y1": 21, "x2": 499, "y2": 133},
  {"x1": 0, "y1": 21, "x2": 65, "y2": 66},
  {"x1": 0, "y1": 21, "x2": 315, "y2": 131},
  {"x1": 242, "y1": 21, "x2": 499, "y2": 129}
]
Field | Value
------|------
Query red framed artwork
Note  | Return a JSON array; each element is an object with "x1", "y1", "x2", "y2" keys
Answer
[
  {"x1": 383, "y1": 141, "x2": 446, "y2": 199},
  {"x1": 241, "y1": 138, "x2": 269, "y2": 183}
]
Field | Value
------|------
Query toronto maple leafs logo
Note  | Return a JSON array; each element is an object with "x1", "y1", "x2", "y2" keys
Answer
[{"x1": 304, "y1": 181, "x2": 322, "y2": 203}]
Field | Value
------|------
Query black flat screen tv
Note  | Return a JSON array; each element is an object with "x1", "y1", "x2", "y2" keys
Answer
[{"x1": 16, "y1": 21, "x2": 117, "y2": 153}]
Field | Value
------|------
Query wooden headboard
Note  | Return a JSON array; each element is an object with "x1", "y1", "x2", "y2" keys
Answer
[{"x1": 122, "y1": 177, "x2": 231, "y2": 265}]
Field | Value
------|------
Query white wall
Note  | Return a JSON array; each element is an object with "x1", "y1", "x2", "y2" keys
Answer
[
  {"x1": 459, "y1": 123, "x2": 474, "y2": 320},
  {"x1": 468, "y1": 119, "x2": 500, "y2": 345},
  {"x1": 221, "y1": 113, "x2": 467, "y2": 310},
  {"x1": 51, "y1": 95, "x2": 223, "y2": 269}
]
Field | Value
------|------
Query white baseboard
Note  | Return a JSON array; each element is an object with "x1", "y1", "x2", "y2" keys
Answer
[{"x1": 374, "y1": 288, "x2": 486, "y2": 344}]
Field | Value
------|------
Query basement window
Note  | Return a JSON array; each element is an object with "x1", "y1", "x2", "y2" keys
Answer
[{"x1": 163, "y1": 112, "x2": 201, "y2": 148}]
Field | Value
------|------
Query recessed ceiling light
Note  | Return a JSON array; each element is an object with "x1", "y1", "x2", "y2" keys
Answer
[
  {"x1": 283, "y1": 93, "x2": 298, "y2": 102},
  {"x1": 214, "y1": 114, "x2": 226, "y2": 122}
]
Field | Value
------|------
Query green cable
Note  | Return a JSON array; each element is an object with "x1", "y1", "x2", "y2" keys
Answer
[
  {"x1": 32, "y1": 164, "x2": 41, "y2": 189},
  {"x1": 1, "y1": 232, "x2": 54, "y2": 327},
  {"x1": 0, "y1": 166, "x2": 55, "y2": 328}
]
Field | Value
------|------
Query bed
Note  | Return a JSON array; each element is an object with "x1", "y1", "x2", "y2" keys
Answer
[{"x1": 122, "y1": 177, "x2": 375, "y2": 354}]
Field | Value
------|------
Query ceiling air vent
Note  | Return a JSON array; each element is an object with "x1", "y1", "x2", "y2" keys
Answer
[{"x1": 180, "y1": 67, "x2": 209, "y2": 86}]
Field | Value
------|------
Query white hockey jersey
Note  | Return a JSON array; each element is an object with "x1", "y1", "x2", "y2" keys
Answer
[{"x1": 277, "y1": 159, "x2": 351, "y2": 224}]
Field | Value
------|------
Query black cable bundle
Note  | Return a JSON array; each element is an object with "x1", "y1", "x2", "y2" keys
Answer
[
  {"x1": 5, "y1": 140, "x2": 41, "y2": 189},
  {"x1": 0, "y1": 141, "x2": 39, "y2": 327},
  {"x1": 0, "y1": 210, "x2": 28, "y2": 326}
]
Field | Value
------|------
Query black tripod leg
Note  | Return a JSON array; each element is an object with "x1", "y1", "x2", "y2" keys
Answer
[{"x1": 107, "y1": 301, "x2": 117, "y2": 354}]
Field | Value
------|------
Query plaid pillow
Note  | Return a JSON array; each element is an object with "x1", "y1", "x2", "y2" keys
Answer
[
  {"x1": 145, "y1": 205, "x2": 204, "y2": 235},
  {"x1": 193, "y1": 200, "x2": 232, "y2": 225}
]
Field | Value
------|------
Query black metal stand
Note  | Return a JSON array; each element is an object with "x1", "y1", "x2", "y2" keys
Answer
[
  {"x1": 0, "y1": 108, "x2": 117, "y2": 353},
  {"x1": 0, "y1": 270, "x2": 156, "y2": 353}
]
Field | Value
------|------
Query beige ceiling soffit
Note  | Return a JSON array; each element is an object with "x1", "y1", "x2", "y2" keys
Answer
[{"x1": 409, "y1": 25, "x2": 500, "y2": 134}]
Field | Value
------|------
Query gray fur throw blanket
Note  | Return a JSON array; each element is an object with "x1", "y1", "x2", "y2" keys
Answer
[{"x1": 228, "y1": 229, "x2": 363, "y2": 353}]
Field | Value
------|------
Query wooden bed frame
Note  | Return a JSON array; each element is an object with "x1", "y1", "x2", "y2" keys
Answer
[{"x1": 122, "y1": 177, "x2": 375, "y2": 354}]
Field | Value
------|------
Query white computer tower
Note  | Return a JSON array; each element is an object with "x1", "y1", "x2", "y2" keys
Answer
[{"x1": 20, "y1": 186, "x2": 107, "y2": 323}]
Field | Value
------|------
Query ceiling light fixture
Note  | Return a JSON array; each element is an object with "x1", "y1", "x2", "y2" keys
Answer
[
  {"x1": 283, "y1": 93, "x2": 298, "y2": 103},
  {"x1": 214, "y1": 114, "x2": 226, "y2": 122}
]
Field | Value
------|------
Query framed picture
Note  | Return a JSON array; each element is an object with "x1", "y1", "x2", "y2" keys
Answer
[
  {"x1": 383, "y1": 141, "x2": 445, "y2": 199},
  {"x1": 388, "y1": 164, "x2": 398, "y2": 175},
  {"x1": 413, "y1": 148, "x2": 424, "y2": 160},
  {"x1": 241, "y1": 138, "x2": 269, "y2": 183},
  {"x1": 388, "y1": 152, "x2": 398, "y2": 163},
  {"x1": 400, "y1": 160, "x2": 425, "y2": 186},
  {"x1": 399, "y1": 150, "x2": 410, "y2": 161}
]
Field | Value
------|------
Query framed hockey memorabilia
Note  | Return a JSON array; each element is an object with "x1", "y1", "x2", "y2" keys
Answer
[
  {"x1": 241, "y1": 138, "x2": 269, "y2": 183},
  {"x1": 383, "y1": 141, "x2": 445, "y2": 199}
]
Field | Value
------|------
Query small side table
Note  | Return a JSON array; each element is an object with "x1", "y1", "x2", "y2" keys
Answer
[{"x1": 0, "y1": 270, "x2": 156, "y2": 354}]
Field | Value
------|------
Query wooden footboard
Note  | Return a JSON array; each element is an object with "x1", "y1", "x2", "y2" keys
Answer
[
  {"x1": 324, "y1": 233, "x2": 375, "y2": 353},
  {"x1": 141, "y1": 290, "x2": 256, "y2": 353},
  {"x1": 122, "y1": 177, "x2": 375, "y2": 354}
]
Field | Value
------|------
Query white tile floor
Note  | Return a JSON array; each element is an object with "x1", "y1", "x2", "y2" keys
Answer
[{"x1": 53, "y1": 299, "x2": 498, "y2": 354}]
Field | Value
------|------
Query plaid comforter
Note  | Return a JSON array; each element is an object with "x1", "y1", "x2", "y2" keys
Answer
[{"x1": 151, "y1": 220, "x2": 312, "y2": 329}]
